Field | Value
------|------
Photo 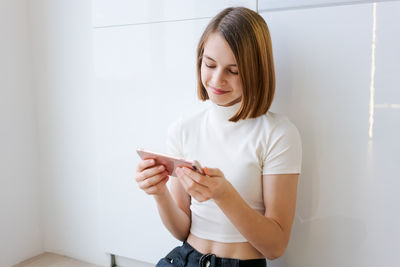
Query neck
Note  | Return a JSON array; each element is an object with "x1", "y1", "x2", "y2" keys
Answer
[{"x1": 210, "y1": 101, "x2": 241, "y2": 122}]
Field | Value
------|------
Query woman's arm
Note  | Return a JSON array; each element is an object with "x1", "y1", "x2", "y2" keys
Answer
[
  {"x1": 175, "y1": 167, "x2": 298, "y2": 259},
  {"x1": 153, "y1": 175, "x2": 192, "y2": 241},
  {"x1": 215, "y1": 173, "x2": 298, "y2": 259},
  {"x1": 135, "y1": 159, "x2": 191, "y2": 241}
]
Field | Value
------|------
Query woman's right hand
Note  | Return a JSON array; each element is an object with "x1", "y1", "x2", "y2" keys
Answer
[{"x1": 135, "y1": 159, "x2": 170, "y2": 195}]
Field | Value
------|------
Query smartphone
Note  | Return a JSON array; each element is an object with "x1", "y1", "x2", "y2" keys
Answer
[{"x1": 136, "y1": 148, "x2": 204, "y2": 176}]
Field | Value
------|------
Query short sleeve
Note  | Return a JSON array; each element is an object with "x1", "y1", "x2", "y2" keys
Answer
[
  {"x1": 262, "y1": 120, "x2": 302, "y2": 175},
  {"x1": 166, "y1": 118, "x2": 184, "y2": 158}
]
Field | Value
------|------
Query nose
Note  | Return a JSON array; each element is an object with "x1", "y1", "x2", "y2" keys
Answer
[{"x1": 211, "y1": 68, "x2": 226, "y2": 86}]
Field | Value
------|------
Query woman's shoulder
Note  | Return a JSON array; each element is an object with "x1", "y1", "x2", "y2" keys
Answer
[
  {"x1": 252, "y1": 112, "x2": 301, "y2": 150},
  {"x1": 168, "y1": 105, "x2": 209, "y2": 132},
  {"x1": 257, "y1": 112, "x2": 302, "y2": 174},
  {"x1": 257, "y1": 111, "x2": 299, "y2": 133}
]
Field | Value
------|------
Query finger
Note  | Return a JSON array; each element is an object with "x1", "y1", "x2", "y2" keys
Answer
[
  {"x1": 179, "y1": 177, "x2": 208, "y2": 202},
  {"x1": 139, "y1": 171, "x2": 169, "y2": 190},
  {"x1": 136, "y1": 159, "x2": 156, "y2": 172},
  {"x1": 136, "y1": 164, "x2": 166, "y2": 182},
  {"x1": 203, "y1": 167, "x2": 222, "y2": 177},
  {"x1": 145, "y1": 176, "x2": 169, "y2": 195},
  {"x1": 181, "y1": 167, "x2": 212, "y2": 187},
  {"x1": 176, "y1": 168, "x2": 209, "y2": 196},
  {"x1": 140, "y1": 170, "x2": 168, "y2": 189}
]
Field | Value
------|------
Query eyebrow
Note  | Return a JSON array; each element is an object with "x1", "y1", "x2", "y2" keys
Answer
[{"x1": 203, "y1": 55, "x2": 237, "y2": 67}]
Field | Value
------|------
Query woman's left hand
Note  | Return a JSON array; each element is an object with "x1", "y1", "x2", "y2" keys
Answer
[{"x1": 175, "y1": 166, "x2": 233, "y2": 202}]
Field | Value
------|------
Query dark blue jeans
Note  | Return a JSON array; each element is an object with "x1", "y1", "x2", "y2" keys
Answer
[{"x1": 156, "y1": 241, "x2": 267, "y2": 267}]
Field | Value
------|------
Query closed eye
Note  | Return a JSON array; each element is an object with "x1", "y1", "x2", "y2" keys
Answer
[
  {"x1": 203, "y1": 60, "x2": 238, "y2": 75},
  {"x1": 229, "y1": 70, "x2": 238, "y2": 75}
]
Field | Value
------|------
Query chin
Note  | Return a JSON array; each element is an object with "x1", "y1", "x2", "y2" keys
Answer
[
  {"x1": 207, "y1": 91, "x2": 241, "y2": 106},
  {"x1": 213, "y1": 98, "x2": 242, "y2": 107},
  {"x1": 209, "y1": 97, "x2": 229, "y2": 106}
]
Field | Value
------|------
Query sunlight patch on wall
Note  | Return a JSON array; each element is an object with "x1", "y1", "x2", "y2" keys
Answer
[
  {"x1": 368, "y1": 3, "x2": 377, "y2": 139},
  {"x1": 375, "y1": 104, "x2": 400, "y2": 109}
]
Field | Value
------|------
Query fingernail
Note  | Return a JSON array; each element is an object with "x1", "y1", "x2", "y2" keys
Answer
[{"x1": 159, "y1": 165, "x2": 165, "y2": 171}]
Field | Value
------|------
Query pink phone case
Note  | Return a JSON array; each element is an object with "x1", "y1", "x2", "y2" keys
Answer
[{"x1": 136, "y1": 149, "x2": 204, "y2": 176}]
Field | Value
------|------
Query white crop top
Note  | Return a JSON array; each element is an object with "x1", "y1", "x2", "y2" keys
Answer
[{"x1": 166, "y1": 102, "x2": 302, "y2": 243}]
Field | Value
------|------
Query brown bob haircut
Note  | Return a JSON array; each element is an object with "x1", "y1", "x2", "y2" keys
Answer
[{"x1": 197, "y1": 7, "x2": 275, "y2": 122}]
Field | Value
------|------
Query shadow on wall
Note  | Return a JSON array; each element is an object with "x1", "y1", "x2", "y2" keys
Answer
[
  {"x1": 272, "y1": 215, "x2": 367, "y2": 267},
  {"x1": 269, "y1": 144, "x2": 368, "y2": 267},
  {"x1": 268, "y1": 127, "x2": 369, "y2": 267}
]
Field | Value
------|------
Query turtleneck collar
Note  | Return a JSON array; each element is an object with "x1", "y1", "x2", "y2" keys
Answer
[{"x1": 209, "y1": 101, "x2": 242, "y2": 123}]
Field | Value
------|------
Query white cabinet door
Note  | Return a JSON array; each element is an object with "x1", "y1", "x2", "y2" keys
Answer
[{"x1": 93, "y1": 0, "x2": 257, "y2": 27}]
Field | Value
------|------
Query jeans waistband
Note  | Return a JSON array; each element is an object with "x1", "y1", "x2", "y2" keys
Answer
[{"x1": 183, "y1": 241, "x2": 267, "y2": 267}]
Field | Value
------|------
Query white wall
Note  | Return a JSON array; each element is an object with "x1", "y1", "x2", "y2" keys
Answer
[
  {"x1": 28, "y1": 0, "x2": 108, "y2": 266},
  {"x1": 263, "y1": 2, "x2": 399, "y2": 266},
  {"x1": 259, "y1": 0, "x2": 389, "y2": 10},
  {"x1": 0, "y1": 0, "x2": 42, "y2": 266}
]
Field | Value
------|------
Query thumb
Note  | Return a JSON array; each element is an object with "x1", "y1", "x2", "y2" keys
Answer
[{"x1": 203, "y1": 167, "x2": 222, "y2": 177}]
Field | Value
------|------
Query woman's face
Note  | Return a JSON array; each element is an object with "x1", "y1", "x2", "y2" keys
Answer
[{"x1": 201, "y1": 32, "x2": 243, "y2": 107}]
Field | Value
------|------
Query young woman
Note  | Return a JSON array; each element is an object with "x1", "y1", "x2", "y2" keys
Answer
[{"x1": 135, "y1": 7, "x2": 302, "y2": 267}]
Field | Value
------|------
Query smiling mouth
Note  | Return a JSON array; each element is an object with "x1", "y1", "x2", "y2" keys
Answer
[{"x1": 210, "y1": 86, "x2": 229, "y2": 95}]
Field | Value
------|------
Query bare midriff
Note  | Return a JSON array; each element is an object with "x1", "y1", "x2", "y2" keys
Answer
[{"x1": 186, "y1": 233, "x2": 265, "y2": 260}]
